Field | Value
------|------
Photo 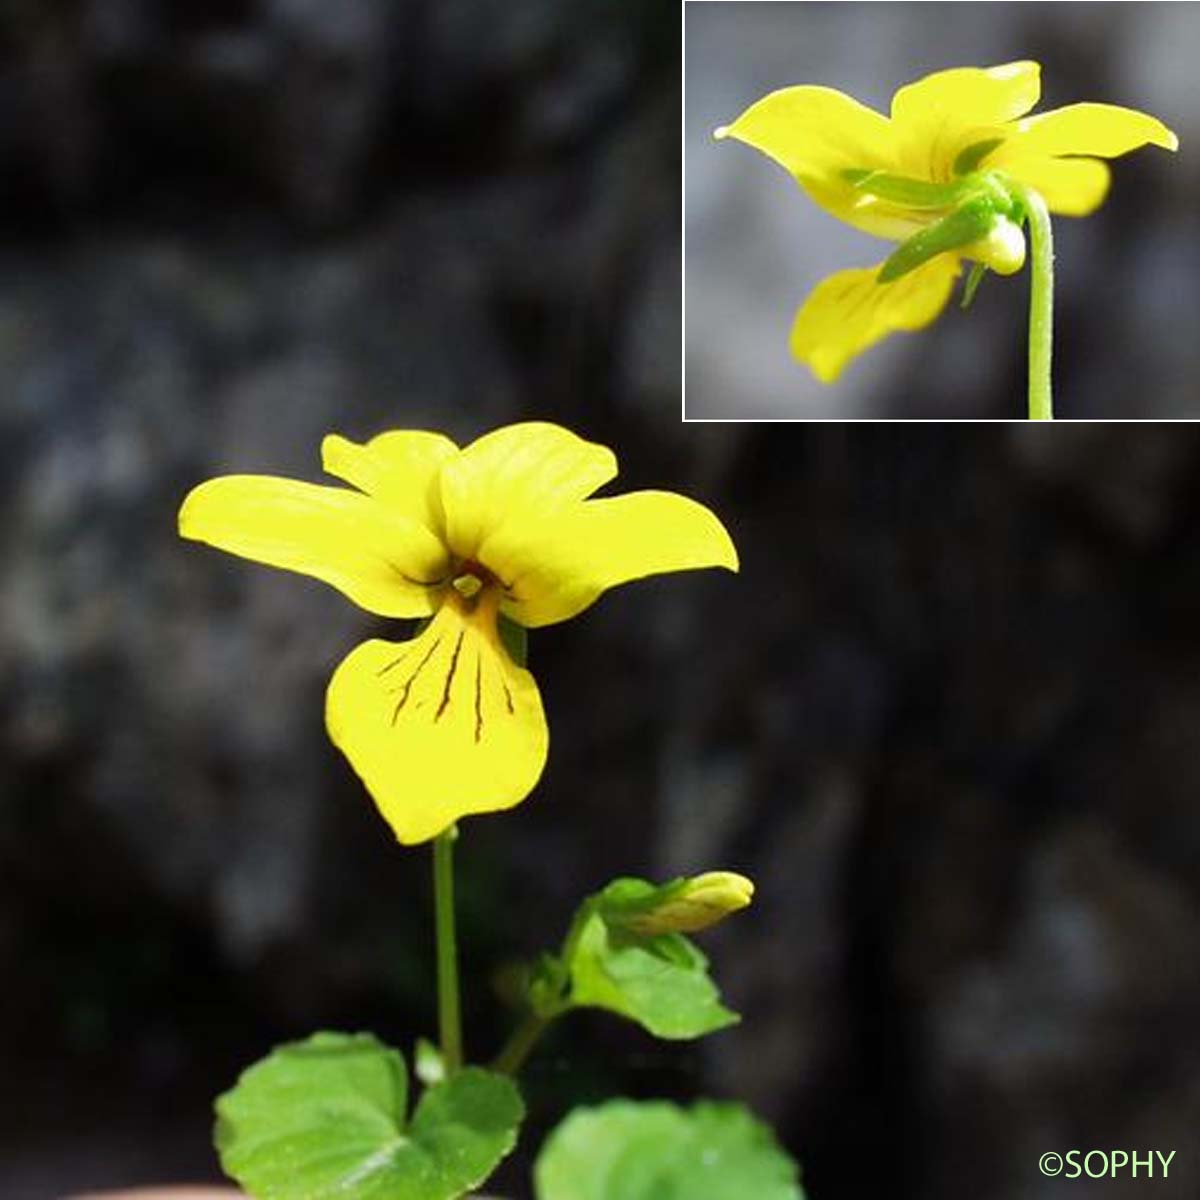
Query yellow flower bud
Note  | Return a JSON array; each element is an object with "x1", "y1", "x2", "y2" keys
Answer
[{"x1": 621, "y1": 871, "x2": 755, "y2": 936}]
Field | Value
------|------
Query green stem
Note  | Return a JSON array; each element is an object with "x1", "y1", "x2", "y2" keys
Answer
[
  {"x1": 492, "y1": 1013, "x2": 552, "y2": 1077},
  {"x1": 1013, "y1": 181, "x2": 1054, "y2": 421},
  {"x1": 433, "y1": 827, "x2": 463, "y2": 1074}
]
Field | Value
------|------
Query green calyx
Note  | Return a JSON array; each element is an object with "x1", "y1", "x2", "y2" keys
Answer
[{"x1": 839, "y1": 167, "x2": 1027, "y2": 285}]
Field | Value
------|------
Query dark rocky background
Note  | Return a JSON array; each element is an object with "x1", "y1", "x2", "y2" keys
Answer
[{"x1": 3, "y1": 3, "x2": 1200, "y2": 1200}]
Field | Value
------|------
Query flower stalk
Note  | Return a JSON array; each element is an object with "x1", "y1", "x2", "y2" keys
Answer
[
  {"x1": 1013, "y1": 181, "x2": 1055, "y2": 421},
  {"x1": 433, "y1": 827, "x2": 463, "y2": 1074},
  {"x1": 492, "y1": 1012, "x2": 552, "y2": 1077}
]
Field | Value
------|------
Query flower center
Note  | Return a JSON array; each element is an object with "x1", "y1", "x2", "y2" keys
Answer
[{"x1": 451, "y1": 559, "x2": 500, "y2": 602}]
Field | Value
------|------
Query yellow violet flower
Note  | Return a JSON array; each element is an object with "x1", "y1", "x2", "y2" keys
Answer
[
  {"x1": 179, "y1": 422, "x2": 737, "y2": 844},
  {"x1": 716, "y1": 61, "x2": 1178, "y2": 382}
]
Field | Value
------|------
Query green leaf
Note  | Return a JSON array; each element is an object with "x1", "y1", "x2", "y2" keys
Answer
[
  {"x1": 410, "y1": 1068, "x2": 525, "y2": 1198},
  {"x1": 533, "y1": 1099, "x2": 805, "y2": 1200},
  {"x1": 564, "y1": 905, "x2": 738, "y2": 1039},
  {"x1": 214, "y1": 1031, "x2": 523, "y2": 1200},
  {"x1": 518, "y1": 875, "x2": 746, "y2": 1046}
]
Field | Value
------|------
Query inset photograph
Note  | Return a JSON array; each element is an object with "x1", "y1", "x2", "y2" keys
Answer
[{"x1": 684, "y1": 1, "x2": 1197, "y2": 420}]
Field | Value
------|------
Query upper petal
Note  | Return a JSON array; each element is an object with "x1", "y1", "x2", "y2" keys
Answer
[
  {"x1": 790, "y1": 254, "x2": 961, "y2": 383},
  {"x1": 889, "y1": 62, "x2": 1042, "y2": 182},
  {"x1": 322, "y1": 430, "x2": 458, "y2": 536},
  {"x1": 482, "y1": 491, "x2": 738, "y2": 629},
  {"x1": 892, "y1": 61, "x2": 1041, "y2": 128},
  {"x1": 889, "y1": 62, "x2": 1041, "y2": 181},
  {"x1": 325, "y1": 593, "x2": 548, "y2": 844},
  {"x1": 715, "y1": 86, "x2": 919, "y2": 241},
  {"x1": 1003, "y1": 102, "x2": 1178, "y2": 159},
  {"x1": 179, "y1": 475, "x2": 450, "y2": 618},
  {"x1": 439, "y1": 422, "x2": 617, "y2": 561}
]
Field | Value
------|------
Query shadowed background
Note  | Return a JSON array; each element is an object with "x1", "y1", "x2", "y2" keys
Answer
[
  {"x1": 4, "y1": 4, "x2": 1200, "y2": 1200},
  {"x1": 685, "y1": 1, "x2": 1200, "y2": 419}
]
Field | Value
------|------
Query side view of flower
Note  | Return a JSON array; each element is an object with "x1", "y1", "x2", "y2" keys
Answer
[
  {"x1": 179, "y1": 422, "x2": 737, "y2": 843},
  {"x1": 716, "y1": 61, "x2": 1177, "y2": 416}
]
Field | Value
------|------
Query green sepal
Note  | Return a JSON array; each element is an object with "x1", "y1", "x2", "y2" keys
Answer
[
  {"x1": 534, "y1": 1099, "x2": 805, "y2": 1200},
  {"x1": 878, "y1": 195, "x2": 998, "y2": 283},
  {"x1": 841, "y1": 168, "x2": 968, "y2": 209},
  {"x1": 953, "y1": 137, "x2": 1005, "y2": 176},
  {"x1": 961, "y1": 261, "x2": 989, "y2": 309},
  {"x1": 596, "y1": 876, "x2": 693, "y2": 925},
  {"x1": 214, "y1": 1031, "x2": 524, "y2": 1200},
  {"x1": 499, "y1": 614, "x2": 528, "y2": 667}
]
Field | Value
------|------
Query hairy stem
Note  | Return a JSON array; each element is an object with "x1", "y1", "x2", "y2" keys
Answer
[{"x1": 1013, "y1": 182, "x2": 1054, "y2": 420}]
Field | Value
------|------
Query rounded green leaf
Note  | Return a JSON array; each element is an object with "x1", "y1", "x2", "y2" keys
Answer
[
  {"x1": 534, "y1": 1099, "x2": 804, "y2": 1200},
  {"x1": 567, "y1": 910, "x2": 738, "y2": 1039},
  {"x1": 215, "y1": 1031, "x2": 523, "y2": 1200}
]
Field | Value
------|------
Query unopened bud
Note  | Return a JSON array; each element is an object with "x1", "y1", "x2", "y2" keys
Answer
[{"x1": 621, "y1": 871, "x2": 755, "y2": 936}]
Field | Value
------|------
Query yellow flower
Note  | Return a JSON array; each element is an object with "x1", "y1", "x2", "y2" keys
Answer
[
  {"x1": 716, "y1": 61, "x2": 1178, "y2": 381},
  {"x1": 179, "y1": 423, "x2": 738, "y2": 844}
]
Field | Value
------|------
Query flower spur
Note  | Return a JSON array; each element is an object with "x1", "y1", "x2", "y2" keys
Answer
[
  {"x1": 179, "y1": 422, "x2": 737, "y2": 844},
  {"x1": 716, "y1": 61, "x2": 1178, "y2": 394}
]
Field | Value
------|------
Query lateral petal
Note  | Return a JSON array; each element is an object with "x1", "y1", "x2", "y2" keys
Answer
[
  {"x1": 325, "y1": 594, "x2": 548, "y2": 844},
  {"x1": 789, "y1": 254, "x2": 961, "y2": 383},
  {"x1": 482, "y1": 492, "x2": 738, "y2": 629},
  {"x1": 1005, "y1": 102, "x2": 1178, "y2": 159},
  {"x1": 999, "y1": 154, "x2": 1112, "y2": 216},
  {"x1": 322, "y1": 430, "x2": 458, "y2": 536},
  {"x1": 178, "y1": 475, "x2": 449, "y2": 617},
  {"x1": 439, "y1": 422, "x2": 617, "y2": 561},
  {"x1": 715, "y1": 86, "x2": 920, "y2": 241}
]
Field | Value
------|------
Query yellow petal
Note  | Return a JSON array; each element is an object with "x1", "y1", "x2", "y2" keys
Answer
[
  {"x1": 790, "y1": 254, "x2": 961, "y2": 383},
  {"x1": 1005, "y1": 102, "x2": 1178, "y2": 159},
  {"x1": 325, "y1": 591, "x2": 548, "y2": 844},
  {"x1": 890, "y1": 62, "x2": 1041, "y2": 181},
  {"x1": 439, "y1": 422, "x2": 617, "y2": 561},
  {"x1": 715, "y1": 86, "x2": 920, "y2": 241},
  {"x1": 481, "y1": 491, "x2": 738, "y2": 628},
  {"x1": 997, "y1": 154, "x2": 1112, "y2": 216},
  {"x1": 179, "y1": 475, "x2": 449, "y2": 618},
  {"x1": 322, "y1": 430, "x2": 458, "y2": 535},
  {"x1": 891, "y1": 61, "x2": 1041, "y2": 128}
]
